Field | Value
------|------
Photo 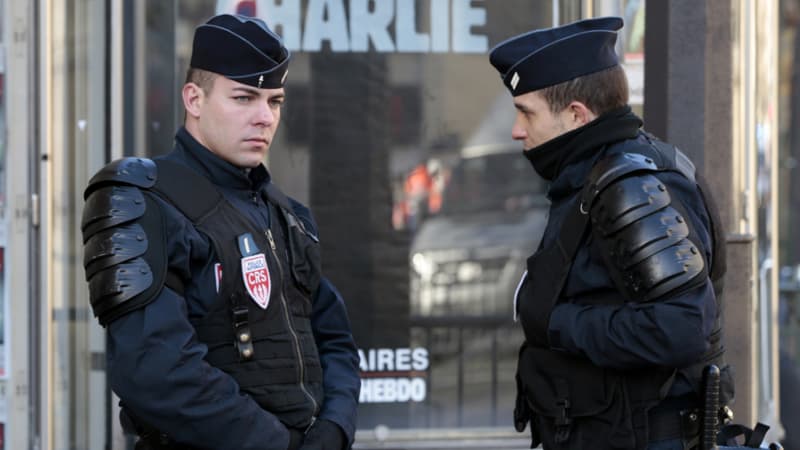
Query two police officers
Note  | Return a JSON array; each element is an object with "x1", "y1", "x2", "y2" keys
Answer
[
  {"x1": 491, "y1": 18, "x2": 732, "y2": 449},
  {"x1": 82, "y1": 14, "x2": 359, "y2": 450}
]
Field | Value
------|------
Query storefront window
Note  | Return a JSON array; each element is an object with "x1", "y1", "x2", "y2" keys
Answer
[{"x1": 46, "y1": 1, "x2": 109, "y2": 448}]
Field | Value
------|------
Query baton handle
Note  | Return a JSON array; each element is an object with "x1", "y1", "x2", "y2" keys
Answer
[{"x1": 702, "y1": 365, "x2": 721, "y2": 450}]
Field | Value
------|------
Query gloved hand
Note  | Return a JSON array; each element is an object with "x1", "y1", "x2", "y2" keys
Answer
[
  {"x1": 297, "y1": 419, "x2": 346, "y2": 450},
  {"x1": 286, "y1": 427, "x2": 305, "y2": 450}
]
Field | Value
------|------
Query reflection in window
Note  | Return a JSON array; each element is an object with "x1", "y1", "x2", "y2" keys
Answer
[{"x1": 442, "y1": 152, "x2": 546, "y2": 215}]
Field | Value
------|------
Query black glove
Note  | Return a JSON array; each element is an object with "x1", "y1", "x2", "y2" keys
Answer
[
  {"x1": 298, "y1": 419, "x2": 346, "y2": 450},
  {"x1": 286, "y1": 427, "x2": 305, "y2": 450}
]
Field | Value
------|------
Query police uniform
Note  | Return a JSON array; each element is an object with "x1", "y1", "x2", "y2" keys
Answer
[
  {"x1": 81, "y1": 15, "x2": 359, "y2": 450},
  {"x1": 490, "y1": 18, "x2": 733, "y2": 450}
]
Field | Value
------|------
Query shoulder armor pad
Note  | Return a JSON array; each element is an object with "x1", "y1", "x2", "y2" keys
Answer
[
  {"x1": 84, "y1": 157, "x2": 157, "y2": 200},
  {"x1": 82, "y1": 187, "x2": 167, "y2": 326},
  {"x1": 582, "y1": 152, "x2": 658, "y2": 211},
  {"x1": 628, "y1": 241, "x2": 705, "y2": 300},
  {"x1": 82, "y1": 186, "x2": 146, "y2": 238},
  {"x1": 590, "y1": 172, "x2": 706, "y2": 302},
  {"x1": 83, "y1": 223, "x2": 148, "y2": 279},
  {"x1": 591, "y1": 174, "x2": 670, "y2": 235},
  {"x1": 87, "y1": 258, "x2": 155, "y2": 322}
]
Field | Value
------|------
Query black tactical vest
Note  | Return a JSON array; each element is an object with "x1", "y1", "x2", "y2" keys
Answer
[
  {"x1": 515, "y1": 137, "x2": 732, "y2": 450},
  {"x1": 150, "y1": 159, "x2": 324, "y2": 430}
]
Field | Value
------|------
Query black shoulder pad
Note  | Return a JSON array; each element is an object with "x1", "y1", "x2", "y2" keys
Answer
[
  {"x1": 82, "y1": 190, "x2": 168, "y2": 327},
  {"x1": 82, "y1": 185, "x2": 146, "y2": 239},
  {"x1": 627, "y1": 241, "x2": 706, "y2": 300},
  {"x1": 581, "y1": 152, "x2": 659, "y2": 211},
  {"x1": 87, "y1": 258, "x2": 154, "y2": 323},
  {"x1": 84, "y1": 157, "x2": 157, "y2": 200},
  {"x1": 591, "y1": 174, "x2": 670, "y2": 235},
  {"x1": 590, "y1": 172, "x2": 706, "y2": 302}
]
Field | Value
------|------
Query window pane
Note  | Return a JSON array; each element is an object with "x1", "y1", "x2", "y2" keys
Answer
[{"x1": 46, "y1": 1, "x2": 108, "y2": 448}]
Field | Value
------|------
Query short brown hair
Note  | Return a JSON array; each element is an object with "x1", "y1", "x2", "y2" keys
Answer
[
  {"x1": 539, "y1": 65, "x2": 629, "y2": 115},
  {"x1": 184, "y1": 68, "x2": 218, "y2": 94}
]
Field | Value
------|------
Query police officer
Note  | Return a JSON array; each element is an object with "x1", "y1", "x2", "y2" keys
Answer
[
  {"x1": 81, "y1": 14, "x2": 359, "y2": 450},
  {"x1": 490, "y1": 18, "x2": 733, "y2": 450}
]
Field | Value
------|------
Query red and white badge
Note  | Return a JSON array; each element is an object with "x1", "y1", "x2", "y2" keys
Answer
[{"x1": 241, "y1": 253, "x2": 271, "y2": 309}]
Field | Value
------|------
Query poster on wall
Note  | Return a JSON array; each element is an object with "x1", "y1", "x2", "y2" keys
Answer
[
  {"x1": 214, "y1": 0, "x2": 490, "y2": 54},
  {"x1": 359, "y1": 347, "x2": 429, "y2": 403}
]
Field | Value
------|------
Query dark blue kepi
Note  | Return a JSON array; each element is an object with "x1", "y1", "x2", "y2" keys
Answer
[
  {"x1": 489, "y1": 17, "x2": 623, "y2": 96},
  {"x1": 190, "y1": 14, "x2": 290, "y2": 89}
]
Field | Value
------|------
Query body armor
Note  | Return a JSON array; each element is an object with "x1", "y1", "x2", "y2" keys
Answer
[
  {"x1": 515, "y1": 137, "x2": 731, "y2": 449},
  {"x1": 587, "y1": 153, "x2": 708, "y2": 302},
  {"x1": 82, "y1": 157, "x2": 324, "y2": 430},
  {"x1": 82, "y1": 158, "x2": 164, "y2": 326}
]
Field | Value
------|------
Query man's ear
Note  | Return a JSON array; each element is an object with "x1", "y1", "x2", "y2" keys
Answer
[
  {"x1": 566, "y1": 101, "x2": 597, "y2": 126},
  {"x1": 182, "y1": 83, "x2": 204, "y2": 119}
]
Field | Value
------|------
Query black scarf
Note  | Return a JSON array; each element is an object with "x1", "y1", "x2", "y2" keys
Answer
[{"x1": 523, "y1": 106, "x2": 643, "y2": 182}]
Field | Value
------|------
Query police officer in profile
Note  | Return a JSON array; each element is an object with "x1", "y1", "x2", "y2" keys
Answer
[
  {"x1": 490, "y1": 18, "x2": 733, "y2": 450},
  {"x1": 81, "y1": 14, "x2": 359, "y2": 450}
]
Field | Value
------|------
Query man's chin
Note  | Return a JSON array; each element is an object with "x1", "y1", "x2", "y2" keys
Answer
[
  {"x1": 236, "y1": 148, "x2": 268, "y2": 166},
  {"x1": 229, "y1": 153, "x2": 266, "y2": 169},
  {"x1": 240, "y1": 158, "x2": 265, "y2": 169}
]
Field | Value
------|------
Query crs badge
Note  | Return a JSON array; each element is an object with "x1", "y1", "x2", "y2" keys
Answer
[{"x1": 241, "y1": 253, "x2": 271, "y2": 309}]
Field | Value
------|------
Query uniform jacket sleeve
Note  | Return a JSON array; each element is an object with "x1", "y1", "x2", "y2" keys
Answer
[
  {"x1": 290, "y1": 199, "x2": 361, "y2": 445},
  {"x1": 106, "y1": 195, "x2": 293, "y2": 450},
  {"x1": 547, "y1": 170, "x2": 719, "y2": 370},
  {"x1": 311, "y1": 278, "x2": 361, "y2": 446}
]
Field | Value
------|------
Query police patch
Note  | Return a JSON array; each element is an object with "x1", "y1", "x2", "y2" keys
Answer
[{"x1": 241, "y1": 253, "x2": 271, "y2": 309}]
